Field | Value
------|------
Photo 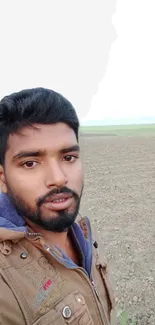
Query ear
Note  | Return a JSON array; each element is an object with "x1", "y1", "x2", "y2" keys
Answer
[{"x1": 0, "y1": 165, "x2": 8, "y2": 193}]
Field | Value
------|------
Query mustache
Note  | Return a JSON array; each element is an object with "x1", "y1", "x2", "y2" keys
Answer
[{"x1": 37, "y1": 186, "x2": 79, "y2": 207}]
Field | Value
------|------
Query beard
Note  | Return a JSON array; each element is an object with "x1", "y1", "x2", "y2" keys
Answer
[{"x1": 7, "y1": 185, "x2": 83, "y2": 232}]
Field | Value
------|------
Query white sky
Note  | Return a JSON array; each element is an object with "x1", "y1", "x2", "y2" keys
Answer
[
  {"x1": 0, "y1": 0, "x2": 115, "y2": 121},
  {"x1": 84, "y1": 0, "x2": 155, "y2": 121},
  {"x1": 0, "y1": 1, "x2": 155, "y2": 122}
]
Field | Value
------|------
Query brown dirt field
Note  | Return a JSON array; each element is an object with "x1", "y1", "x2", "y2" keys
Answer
[{"x1": 80, "y1": 135, "x2": 155, "y2": 325}]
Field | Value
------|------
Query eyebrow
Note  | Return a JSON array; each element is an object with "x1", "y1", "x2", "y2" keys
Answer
[
  {"x1": 12, "y1": 150, "x2": 46, "y2": 161},
  {"x1": 12, "y1": 145, "x2": 80, "y2": 161},
  {"x1": 60, "y1": 145, "x2": 80, "y2": 154}
]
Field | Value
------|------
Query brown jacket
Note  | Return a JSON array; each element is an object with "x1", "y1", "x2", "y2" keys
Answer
[{"x1": 0, "y1": 217, "x2": 115, "y2": 325}]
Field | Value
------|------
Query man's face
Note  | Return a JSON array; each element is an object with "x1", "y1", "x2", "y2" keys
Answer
[{"x1": 0, "y1": 123, "x2": 83, "y2": 232}]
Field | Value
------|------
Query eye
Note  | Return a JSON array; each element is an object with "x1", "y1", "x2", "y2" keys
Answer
[
  {"x1": 63, "y1": 155, "x2": 77, "y2": 162},
  {"x1": 22, "y1": 161, "x2": 38, "y2": 168}
]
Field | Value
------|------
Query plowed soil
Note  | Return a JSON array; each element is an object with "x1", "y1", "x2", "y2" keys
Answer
[{"x1": 80, "y1": 135, "x2": 155, "y2": 325}]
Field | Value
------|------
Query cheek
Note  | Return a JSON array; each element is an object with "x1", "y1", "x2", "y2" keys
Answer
[
  {"x1": 5, "y1": 168, "x2": 40, "y2": 201},
  {"x1": 69, "y1": 163, "x2": 84, "y2": 192}
]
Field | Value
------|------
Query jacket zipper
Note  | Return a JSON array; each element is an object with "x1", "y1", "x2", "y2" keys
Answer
[
  {"x1": 76, "y1": 268, "x2": 110, "y2": 325},
  {"x1": 91, "y1": 279, "x2": 110, "y2": 324}
]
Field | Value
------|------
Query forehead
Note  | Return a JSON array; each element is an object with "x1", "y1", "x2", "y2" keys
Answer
[{"x1": 6, "y1": 123, "x2": 77, "y2": 157}]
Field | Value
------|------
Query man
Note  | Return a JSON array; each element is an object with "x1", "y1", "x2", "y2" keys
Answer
[{"x1": 0, "y1": 88, "x2": 115, "y2": 325}]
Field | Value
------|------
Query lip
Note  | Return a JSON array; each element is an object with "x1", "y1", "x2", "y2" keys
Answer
[
  {"x1": 43, "y1": 193, "x2": 73, "y2": 211},
  {"x1": 44, "y1": 193, "x2": 72, "y2": 203}
]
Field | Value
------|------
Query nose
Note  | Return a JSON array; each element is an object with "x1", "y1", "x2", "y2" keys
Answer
[{"x1": 44, "y1": 160, "x2": 68, "y2": 189}]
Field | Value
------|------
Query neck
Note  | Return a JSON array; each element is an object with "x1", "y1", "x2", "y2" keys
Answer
[
  {"x1": 26, "y1": 220, "x2": 69, "y2": 251},
  {"x1": 26, "y1": 219, "x2": 80, "y2": 266}
]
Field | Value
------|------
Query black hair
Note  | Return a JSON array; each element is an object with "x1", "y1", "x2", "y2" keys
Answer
[{"x1": 0, "y1": 87, "x2": 79, "y2": 166}]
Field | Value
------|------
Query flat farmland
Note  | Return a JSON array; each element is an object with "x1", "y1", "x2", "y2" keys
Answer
[{"x1": 80, "y1": 131, "x2": 155, "y2": 324}]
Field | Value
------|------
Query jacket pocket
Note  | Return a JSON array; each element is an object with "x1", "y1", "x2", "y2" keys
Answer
[
  {"x1": 55, "y1": 290, "x2": 94, "y2": 325},
  {"x1": 33, "y1": 290, "x2": 94, "y2": 325}
]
